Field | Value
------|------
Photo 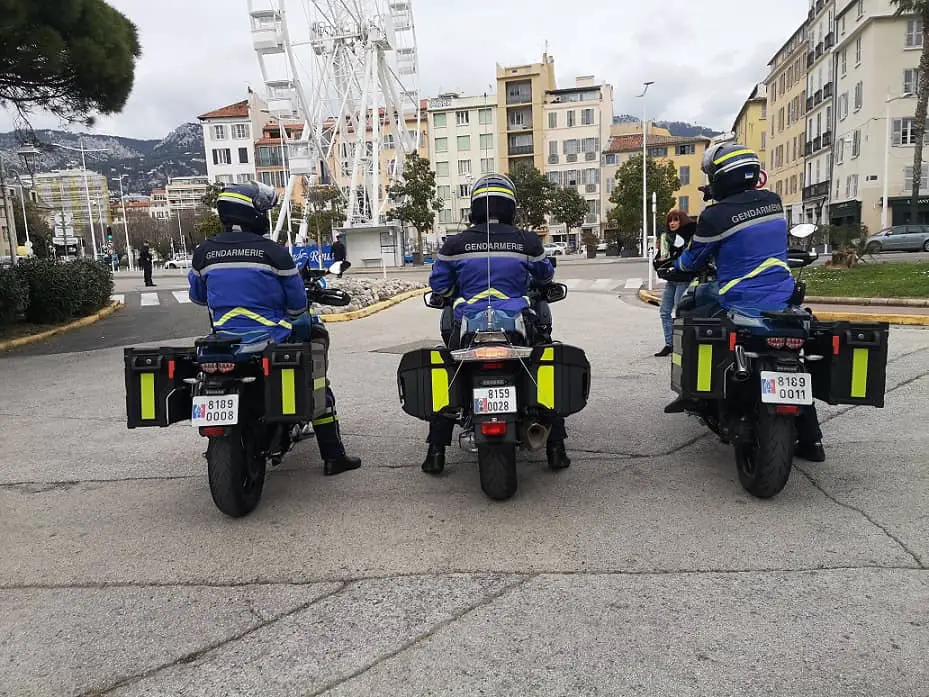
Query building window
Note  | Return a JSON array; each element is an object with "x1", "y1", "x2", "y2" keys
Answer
[
  {"x1": 258, "y1": 170, "x2": 286, "y2": 188},
  {"x1": 434, "y1": 113, "x2": 447, "y2": 128},
  {"x1": 236, "y1": 174, "x2": 250, "y2": 183},
  {"x1": 212, "y1": 148, "x2": 231, "y2": 165},
  {"x1": 647, "y1": 146, "x2": 668, "y2": 157},
  {"x1": 506, "y1": 81, "x2": 532, "y2": 104},
  {"x1": 839, "y1": 92, "x2": 849, "y2": 120},
  {"x1": 456, "y1": 110, "x2": 470, "y2": 126},
  {"x1": 905, "y1": 68, "x2": 921, "y2": 95},
  {"x1": 856, "y1": 0, "x2": 863, "y2": 18},
  {"x1": 547, "y1": 170, "x2": 564, "y2": 187},
  {"x1": 581, "y1": 108, "x2": 594, "y2": 125},
  {"x1": 479, "y1": 133, "x2": 494, "y2": 150},
  {"x1": 854, "y1": 81, "x2": 863, "y2": 110},
  {"x1": 676, "y1": 143, "x2": 695, "y2": 155},
  {"x1": 892, "y1": 118, "x2": 924, "y2": 145},
  {"x1": 563, "y1": 139, "x2": 578, "y2": 155},
  {"x1": 457, "y1": 135, "x2": 471, "y2": 151},
  {"x1": 238, "y1": 147, "x2": 249, "y2": 164},
  {"x1": 852, "y1": 129, "x2": 861, "y2": 157},
  {"x1": 458, "y1": 183, "x2": 470, "y2": 198},
  {"x1": 437, "y1": 185, "x2": 450, "y2": 200},
  {"x1": 438, "y1": 209, "x2": 451, "y2": 224},
  {"x1": 903, "y1": 164, "x2": 929, "y2": 191},
  {"x1": 907, "y1": 19, "x2": 924, "y2": 48},
  {"x1": 840, "y1": 49, "x2": 847, "y2": 75},
  {"x1": 836, "y1": 137, "x2": 844, "y2": 163},
  {"x1": 567, "y1": 110, "x2": 576, "y2": 127},
  {"x1": 604, "y1": 153, "x2": 617, "y2": 165},
  {"x1": 435, "y1": 161, "x2": 449, "y2": 177},
  {"x1": 565, "y1": 169, "x2": 578, "y2": 186},
  {"x1": 478, "y1": 108, "x2": 492, "y2": 125},
  {"x1": 481, "y1": 157, "x2": 494, "y2": 173},
  {"x1": 231, "y1": 124, "x2": 250, "y2": 139},
  {"x1": 459, "y1": 207, "x2": 470, "y2": 222},
  {"x1": 215, "y1": 174, "x2": 234, "y2": 184},
  {"x1": 212, "y1": 125, "x2": 227, "y2": 140},
  {"x1": 548, "y1": 112, "x2": 557, "y2": 129},
  {"x1": 458, "y1": 159, "x2": 471, "y2": 175},
  {"x1": 583, "y1": 168, "x2": 598, "y2": 186},
  {"x1": 855, "y1": 37, "x2": 862, "y2": 64},
  {"x1": 679, "y1": 165, "x2": 690, "y2": 185},
  {"x1": 435, "y1": 137, "x2": 448, "y2": 153},
  {"x1": 761, "y1": 131, "x2": 767, "y2": 149}
]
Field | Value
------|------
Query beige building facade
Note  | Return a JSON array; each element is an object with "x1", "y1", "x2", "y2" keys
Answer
[{"x1": 496, "y1": 53, "x2": 557, "y2": 173}]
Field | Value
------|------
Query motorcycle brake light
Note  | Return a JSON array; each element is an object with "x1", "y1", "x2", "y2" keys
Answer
[
  {"x1": 480, "y1": 362, "x2": 504, "y2": 370},
  {"x1": 766, "y1": 337, "x2": 786, "y2": 349},
  {"x1": 480, "y1": 421, "x2": 508, "y2": 436},
  {"x1": 217, "y1": 362, "x2": 236, "y2": 373},
  {"x1": 775, "y1": 405, "x2": 799, "y2": 415},
  {"x1": 200, "y1": 362, "x2": 218, "y2": 373},
  {"x1": 200, "y1": 426, "x2": 226, "y2": 436},
  {"x1": 785, "y1": 338, "x2": 805, "y2": 350}
]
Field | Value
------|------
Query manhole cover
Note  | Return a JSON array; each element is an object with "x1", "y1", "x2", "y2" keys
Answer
[{"x1": 372, "y1": 338, "x2": 442, "y2": 354}]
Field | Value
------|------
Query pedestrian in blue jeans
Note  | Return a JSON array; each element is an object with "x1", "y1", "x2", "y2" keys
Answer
[{"x1": 654, "y1": 209, "x2": 697, "y2": 357}]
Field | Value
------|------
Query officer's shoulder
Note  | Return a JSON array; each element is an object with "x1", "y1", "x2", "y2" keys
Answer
[{"x1": 254, "y1": 237, "x2": 296, "y2": 268}]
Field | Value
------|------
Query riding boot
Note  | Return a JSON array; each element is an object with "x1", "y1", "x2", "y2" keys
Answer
[
  {"x1": 421, "y1": 445, "x2": 446, "y2": 474},
  {"x1": 423, "y1": 416, "x2": 454, "y2": 474},
  {"x1": 546, "y1": 440, "x2": 571, "y2": 469},
  {"x1": 313, "y1": 387, "x2": 361, "y2": 476}
]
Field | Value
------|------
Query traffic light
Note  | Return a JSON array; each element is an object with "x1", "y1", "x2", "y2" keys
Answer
[{"x1": 106, "y1": 225, "x2": 113, "y2": 242}]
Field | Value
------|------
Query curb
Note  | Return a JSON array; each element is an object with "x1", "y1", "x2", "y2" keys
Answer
[
  {"x1": 0, "y1": 301, "x2": 123, "y2": 352},
  {"x1": 317, "y1": 287, "x2": 428, "y2": 322},
  {"x1": 804, "y1": 295, "x2": 929, "y2": 307},
  {"x1": 635, "y1": 288, "x2": 929, "y2": 326}
]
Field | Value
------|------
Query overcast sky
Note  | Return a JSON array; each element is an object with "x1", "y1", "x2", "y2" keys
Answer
[{"x1": 4, "y1": 0, "x2": 810, "y2": 140}]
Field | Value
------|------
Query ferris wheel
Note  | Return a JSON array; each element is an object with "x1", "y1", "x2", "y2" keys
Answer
[{"x1": 247, "y1": 0, "x2": 422, "y2": 241}]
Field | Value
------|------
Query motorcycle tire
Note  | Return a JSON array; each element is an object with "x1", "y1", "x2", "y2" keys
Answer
[
  {"x1": 206, "y1": 427, "x2": 266, "y2": 518},
  {"x1": 734, "y1": 409, "x2": 794, "y2": 499},
  {"x1": 478, "y1": 443, "x2": 518, "y2": 501}
]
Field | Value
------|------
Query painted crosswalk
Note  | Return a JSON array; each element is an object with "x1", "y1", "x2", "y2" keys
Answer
[
  {"x1": 558, "y1": 277, "x2": 662, "y2": 293},
  {"x1": 110, "y1": 289, "x2": 197, "y2": 309}
]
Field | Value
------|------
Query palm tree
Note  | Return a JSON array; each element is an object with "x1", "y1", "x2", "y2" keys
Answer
[{"x1": 892, "y1": 0, "x2": 929, "y2": 222}]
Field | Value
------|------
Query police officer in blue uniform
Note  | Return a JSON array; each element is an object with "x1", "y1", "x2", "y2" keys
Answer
[
  {"x1": 663, "y1": 143, "x2": 825, "y2": 462},
  {"x1": 188, "y1": 181, "x2": 361, "y2": 476},
  {"x1": 421, "y1": 173, "x2": 571, "y2": 474}
]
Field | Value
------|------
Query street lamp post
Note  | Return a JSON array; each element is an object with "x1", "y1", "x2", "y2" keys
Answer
[
  {"x1": 113, "y1": 173, "x2": 133, "y2": 271},
  {"x1": 648, "y1": 190, "x2": 657, "y2": 291},
  {"x1": 52, "y1": 138, "x2": 110, "y2": 259},
  {"x1": 637, "y1": 81, "x2": 654, "y2": 260},
  {"x1": 883, "y1": 92, "x2": 915, "y2": 231}
]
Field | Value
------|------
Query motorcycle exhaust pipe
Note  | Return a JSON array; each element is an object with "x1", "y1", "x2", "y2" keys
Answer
[
  {"x1": 523, "y1": 422, "x2": 551, "y2": 451},
  {"x1": 733, "y1": 345, "x2": 751, "y2": 382}
]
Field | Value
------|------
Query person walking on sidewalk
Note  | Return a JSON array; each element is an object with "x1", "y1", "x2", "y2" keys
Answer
[
  {"x1": 654, "y1": 209, "x2": 696, "y2": 357},
  {"x1": 139, "y1": 240, "x2": 155, "y2": 287}
]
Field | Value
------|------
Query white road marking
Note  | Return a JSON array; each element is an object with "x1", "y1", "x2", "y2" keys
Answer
[
  {"x1": 561, "y1": 278, "x2": 582, "y2": 289},
  {"x1": 624, "y1": 278, "x2": 643, "y2": 289},
  {"x1": 110, "y1": 294, "x2": 125, "y2": 305},
  {"x1": 172, "y1": 291, "x2": 191, "y2": 304},
  {"x1": 140, "y1": 293, "x2": 160, "y2": 307},
  {"x1": 590, "y1": 278, "x2": 616, "y2": 291}
]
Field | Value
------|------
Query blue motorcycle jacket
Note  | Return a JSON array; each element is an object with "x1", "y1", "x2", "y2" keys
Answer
[
  {"x1": 188, "y1": 229, "x2": 308, "y2": 345},
  {"x1": 674, "y1": 189, "x2": 795, "y2": 313},
  {"x1": 430, "y1": 222, "x2": 555, "y2": 320}
]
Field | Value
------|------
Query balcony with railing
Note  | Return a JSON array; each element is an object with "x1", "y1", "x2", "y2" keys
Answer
[
  {"x1": 813, "y1": 135, "x2": 822, "y2": 152},
  {"x1": 802, "y1": 181, "x2": 830, "y2": 200},
  {"x1": 814, "y1": 89, "x2": 823, "y2": 106},
  {"x1": 805, "y1": 140, "x2": 814, "y2": 156},
  {"x1": 824, "y1": 32, "x2": 835, "y2": 49},
  {"x1": 807, "y1": 51, "x2": 815, "y2": 68},
  {"x1": 505, "y1": 80, "x2": 532, "y2": 105},
  {"x1": 815, "y1": 42, "x2": 824, "y2": 58},
  {"x1": 822, "y1": 130, "x2": 832, "y2": 147},
  {"x1": 823, "y1": 81, "x2": 834, "y2": 99},
  {"x1": 806, "y1": 95, "x2": 815, "y2": 111},
  {"x1": 507, "y1": 107, "x2": 533, "y2": 132}
]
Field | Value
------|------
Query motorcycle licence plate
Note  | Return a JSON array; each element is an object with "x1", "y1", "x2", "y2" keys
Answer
[
  {"x1": 759, "y1": 371, "x2": 813, "y2": 405},
  {"x1": 472, "y1": 386, "x2": 517, "y2": 414},
  {"x1": 191, "y1": 394, "x2": 239, "y2": 426}
]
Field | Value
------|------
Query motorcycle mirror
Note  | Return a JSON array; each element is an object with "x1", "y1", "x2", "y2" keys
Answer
[
  {"x1": 549, "y1": 256, "x2": 558, "y2": 268},
  {"x1": 423, "y1": 292, "x2": 445, "y2": 309},
  {"x1": 545, "y1": 283, "x2": 568, "y2": 303},
  {"x1": 328, "y1": 260, "x2": 351, "y2": 276},
  {"x1": 790, "y1": 223, "x2": 817, "y2": 239}
]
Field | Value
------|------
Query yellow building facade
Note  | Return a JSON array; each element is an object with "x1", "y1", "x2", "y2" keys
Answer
[
  {"x1": 732, "y1": 83, "x2": 769, "y2": 172},
  {"x1": 765, "y1": 22, "x2": 808, "y2": 225},
  {"x1": 495, "y1": 53, "x2": 557, "y2": 173}
]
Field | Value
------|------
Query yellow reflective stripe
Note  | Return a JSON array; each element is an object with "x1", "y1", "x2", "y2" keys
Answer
[
  {"x1": 696, "y1": 344, "x2": 713, "y2": 392},
  {"x1": 713, "y1": 148, "x2": 754, "y2": 165},
  {"x1": 280, "y1": 369, "x2": 296, "y2": 415},
  {"x1": 313, "y1": 377, "x2": 327, "y2": 390},
  {"x1": 465, "y1": 288, "x2": 510, "y2": 304},
  {"x1": 536, "y1": 347, "x2": 555, "y2": 409},
  {"x1": 718, "y1": 258, "x2": 790, "y2": 295},
  {"x1": 312, "y1": 415, "x2": 337, "y2": 426},
  {"x1": 214, "y1": 307, "x2": 292, "y2": 330},
  {"x1": 850, "y1": 348, "x2": 869, "y2": 398},
  {"x1": 671, "y1": 352, "x2": 682, "y2": 367},
  {"x1": 140, "y1": 373, "x2": 155, "y2": 420},
  {"x1": 472, "y1": 185, "x2": 515, "y2": 197},
  {"x1": 430, "y1": 350, "x2": 449, "y2": 412},
  {"x1": 217, "y1": 192, "x2": 253, "y2": 204}
]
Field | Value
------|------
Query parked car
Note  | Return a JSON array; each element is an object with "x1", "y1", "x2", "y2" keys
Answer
[
  {"x1": 543, "y1": 243, "x2": 566, "y2": 256},
  {"x1": 164, "y1": 257, "x2": 192, "y2": 269},
  {"x1": 863, "y1": 225, "x2": 929, "y2": 253}
]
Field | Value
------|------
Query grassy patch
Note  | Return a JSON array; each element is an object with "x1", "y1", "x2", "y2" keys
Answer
[{"x1": 798, "y1": 262, "x2": 929, "y2": 298}]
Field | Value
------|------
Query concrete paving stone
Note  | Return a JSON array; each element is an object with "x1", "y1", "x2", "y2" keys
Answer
[
  {"x1": 320, "y1": 569, "x2": 929, "y2": 697},
  {"x1": 0, "y1": 583, "x2": 341, "y2": 697},
  {"x1": 105, "y1": 574, "x2": 522, "y2": 697}
]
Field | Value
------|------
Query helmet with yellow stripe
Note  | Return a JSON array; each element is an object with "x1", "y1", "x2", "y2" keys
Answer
[
  {"x1": 700, "y1": 142, "x2": 761, "y2": 201},
  {"x1": 216, "y1": 181, "x2": 280, "y2": 234},
  {"x1": 469, "y1": 173, "x2": 517, "y2": 225}
]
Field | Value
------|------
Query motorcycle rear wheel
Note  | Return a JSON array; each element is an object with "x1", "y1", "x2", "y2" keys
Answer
[
  {"x1": 478, "y1": 443, "x2": 518, "y2": 501},
  {"x1": 734, "y1": 409, "x2": 794, "y2": 499},
  {"x1": 206, "y1": 427, "x2": 266, "y2": 518}
]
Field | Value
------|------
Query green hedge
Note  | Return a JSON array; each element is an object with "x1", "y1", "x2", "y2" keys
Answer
[{"x1": 1, "y1": 258, "x2": 114, "y2": 326}]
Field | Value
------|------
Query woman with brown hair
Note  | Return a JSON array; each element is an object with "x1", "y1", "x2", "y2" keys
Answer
[{"x1": 653, "y1": 209, "x2": 697, "y2": 356}]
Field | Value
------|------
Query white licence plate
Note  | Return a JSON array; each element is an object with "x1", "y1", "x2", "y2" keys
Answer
[
  {"x1": 760, "y1": 371, "x2": 813, "y2": 405},
  {"x1": 191, "y1": 394, "x2": 239, "y2": 426},
  {"x1": 472, "y1": 386, "x2": 517, "y2": 414}
]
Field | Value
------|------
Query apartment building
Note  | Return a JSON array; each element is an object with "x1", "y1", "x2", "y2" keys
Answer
[
  {"x1": 32, "y1": 169, "x2": 110, "y2": 243},
  {"x1": 802, "y1": 0, "x2": 837, "y2": 223},
  {"x1": 165, "y1": 176, "x2": 211, "y2": 212},
  {"x1": 766, "y1": 21, "x2": 809, "y2": 225},
  {"x1": 732, "y1": 83, "x2": 768, "y2": 169},
  {"x1": 197, "y1": 90, "x2": 267, "y2": 186},
  {"x1": 542, "y1": 77, "x2": 614, "y2": 241},
  {"x1": 150, "y1": 189, "x2": 170, "y2": 220},
  {"x1": 496, "y1": 53, "x2": 557, "y2": 173},
  {"x1": 426, "y1": 93, "x2": 498, "y2": 236},
  {"x1": 829, "y1": 0, "x2": 927, "y2": 232},
  {"x1": 601, "y1": 134, "x2": 712, "y2": 220},
  {"x1": 255, "y1": 120, "x2": 305, "y2": 194}
]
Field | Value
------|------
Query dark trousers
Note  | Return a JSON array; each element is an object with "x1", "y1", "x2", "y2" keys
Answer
[
  {"x1": 428, "y1": 305, "x2": 566, "y2": 447},
  {"x1": 142, "y1": 262, "x2": 153, "y2": 286}
]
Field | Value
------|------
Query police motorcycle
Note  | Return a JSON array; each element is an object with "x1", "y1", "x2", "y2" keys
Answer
[
  {"x1": 122, "y1": 260, "x2": 352, "y2": 518},
  {"x1": 397, "y1": 260, "x2": 591, "y2": 501},
  {"x1": 657, "y1": 224, "x2": 890, "y2": 499}
]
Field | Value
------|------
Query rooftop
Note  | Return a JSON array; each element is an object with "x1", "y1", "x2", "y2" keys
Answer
[
  {"x1": 198, "y1": 100, "x2": 249, "y2": 120},
  {"x1": 605, "y1": 133, "x2": 711, "y2": 153}
]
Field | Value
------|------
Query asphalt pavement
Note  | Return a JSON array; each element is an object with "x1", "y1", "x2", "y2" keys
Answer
[{"x1": 1, "y1": 290, "x2": 928, "y2": 696}]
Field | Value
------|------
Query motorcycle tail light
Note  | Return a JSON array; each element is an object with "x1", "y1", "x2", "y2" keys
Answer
[
  {"x1": 785, "y1": 338, "x2": 805, "y2": 350},
  {"x1": 480, "y1": 362, "x2": 504, "y2": 370},
  {"x1": 217, "y1": 362, "x2": 236, "y2": 373},
  {"x1": 200, "y1": 362, "x2": 218, "y2": 373},
  {"x1": 480, "y1": 421, "x2": 508, "y2": 436},
  {"x1": 766, "y1": 337, "x2": 786, "y2": 349}
]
